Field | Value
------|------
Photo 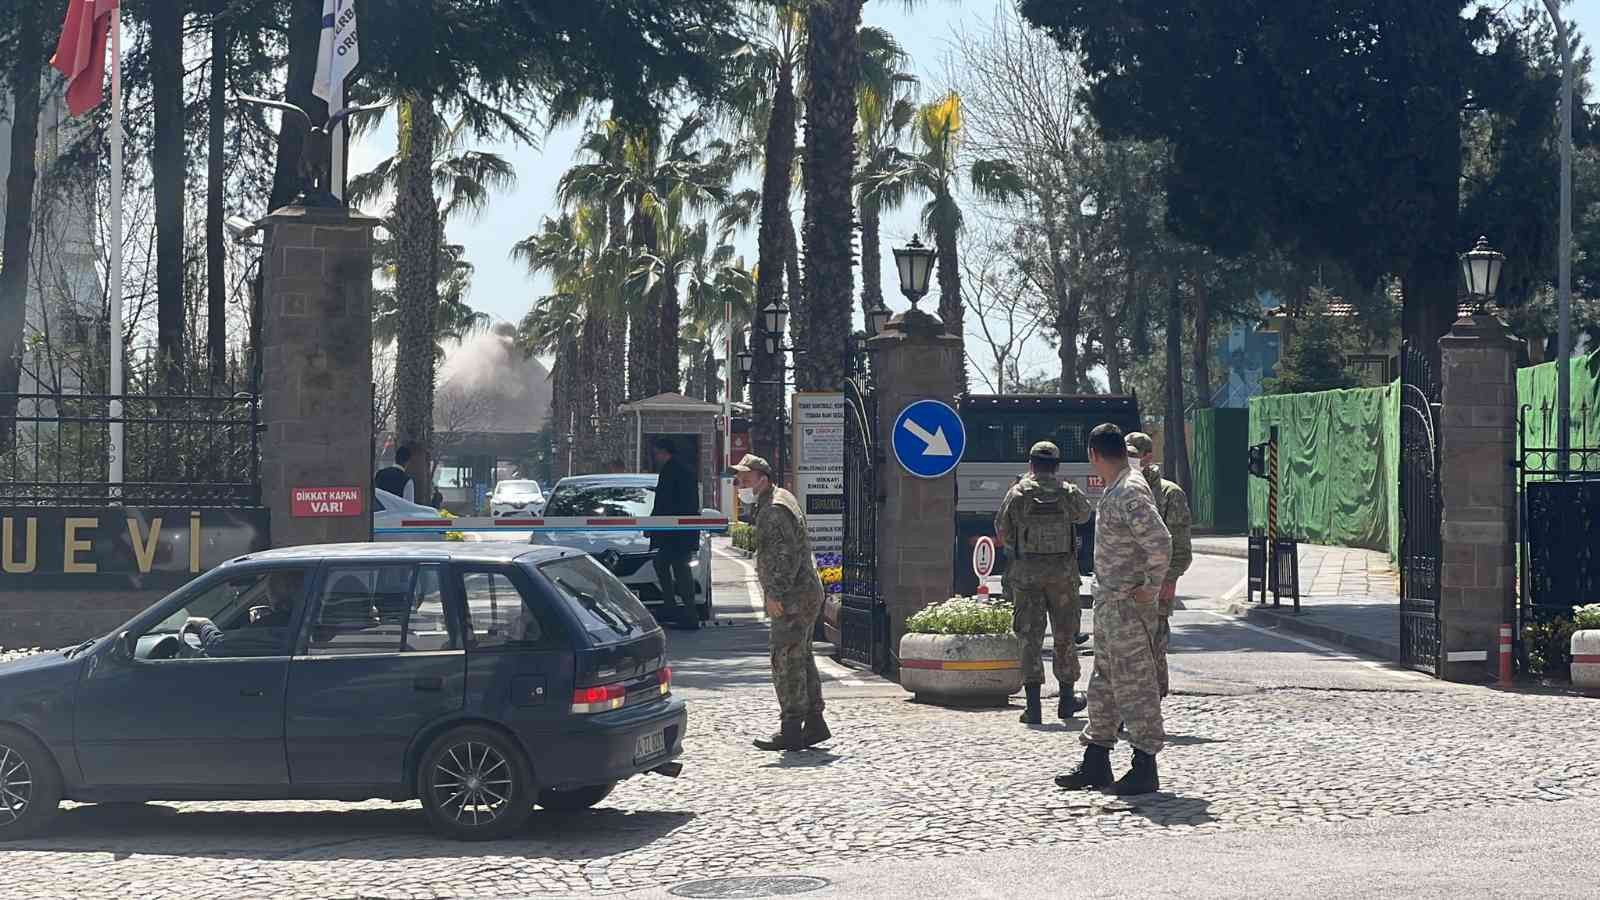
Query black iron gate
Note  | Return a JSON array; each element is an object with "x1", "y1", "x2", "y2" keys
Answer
[
  {"x1": 1517, "y1": 398, "x2": 1600, "y2": 665},
  {"x1": 1399, "y1": 342, "x2": 1443, "y2": 676},
  {"x1": 838, "y1": 376, "x2": 888, "y2": 672}
]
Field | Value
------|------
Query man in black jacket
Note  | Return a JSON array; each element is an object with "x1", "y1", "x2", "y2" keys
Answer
[
  {"x1": 650, "y1": 437, "x2": 701, "y2": 629},
  {"x1": 375, "y1": 445, "x2": 416, "y2": 502}
]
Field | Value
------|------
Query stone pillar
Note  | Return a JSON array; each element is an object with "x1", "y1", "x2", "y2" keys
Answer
[
  {"x1": 1437, "y1": 313, "x2": 1522, "y2": 682},
  {"x1": 869, "y1": 309, "x2": 964, "y2": 663},
  {"x1": 257, "y1": 204, "x2": 381, "y2": 548}
]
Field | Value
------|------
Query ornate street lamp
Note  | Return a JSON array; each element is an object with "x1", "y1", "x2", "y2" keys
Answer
[
  {"x1": 865, "y1": 298, "x2": 892, "y2": 338},
  {"x1": 736, "y1": 348, "x2": 754, "y2": 376},
  {"x1": 1459, "y1": 235, "x2": 1505, "y2": 312},
  {"x1": 762, "y1": 301, "x2": 790, "y2": 339},
  {"x1": 892, "y1": 234, "x2": 937, "y2": 309}
]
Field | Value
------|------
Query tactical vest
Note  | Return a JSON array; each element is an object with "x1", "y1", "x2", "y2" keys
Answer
[{"x1": 1017, "y1": 488, "x2": 1074, "y2": 557}]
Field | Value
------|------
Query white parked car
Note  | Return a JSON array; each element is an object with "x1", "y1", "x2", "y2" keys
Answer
[
  {"x1": 530, "y1": 474, "x2": 713, "y2": 624},
  {"x1": 372, "y1": 488, "x2": 446, "y2": 542},
  {"x1": 490, "y1": 479, "x2": 546, "y2": 517}
]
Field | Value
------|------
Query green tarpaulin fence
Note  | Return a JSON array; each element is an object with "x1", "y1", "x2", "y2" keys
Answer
[
  {"x1": 1244, "y1": 350, "x2": 1600, "y2": 564},
  {"x1": 1516, "y1": 352, "x2": 1600, "y2": 477},
  {"x1": 1248, "y1": 384, "x2": 1401, "y2": 561},
  {"x1": 1189, "y1": 408, "x2": 1249, "y2": 533}
]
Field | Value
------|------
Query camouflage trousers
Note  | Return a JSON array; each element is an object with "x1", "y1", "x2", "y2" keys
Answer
[
  {"x1": 1155, "y1": 587, "x2": 1176, "y2": 697},
  {"x1": 1080, "y1": 591, "x2": 1165, "y2": 755},
  {"x1": 769, "y1": 593, "x2": 825, "y2": 723},
  {"x1": 1007, "y1": 560, "x2": 1081, "y2": 688}
]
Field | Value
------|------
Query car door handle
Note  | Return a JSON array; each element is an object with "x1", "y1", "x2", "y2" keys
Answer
[
  {"x1": 413, "y1": 676, "x2": 444, "y2": 692},
  {"x1": 239, "y1": 688, "x2": 265, "y2": 698}
]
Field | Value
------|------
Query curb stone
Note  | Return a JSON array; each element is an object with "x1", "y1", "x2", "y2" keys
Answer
[{"x1": 1226, "y1": 601, "x2": 1400, "y2": 663}]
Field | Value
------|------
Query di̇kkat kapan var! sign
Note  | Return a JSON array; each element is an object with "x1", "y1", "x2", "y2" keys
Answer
[{"x1": 0, "y1": 508, "x2": 270, "y2": 591}]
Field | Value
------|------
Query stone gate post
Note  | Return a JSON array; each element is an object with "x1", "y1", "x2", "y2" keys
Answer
[
  {"x1": 868, "y1": 309, "x2": 964, "y2": 661},
  {"x1": 1437, "y1": 313, "x2": 1522, "y2": 682},
  {"x1": 257, "y1": 203, "x2": 382, "y2": 548}
]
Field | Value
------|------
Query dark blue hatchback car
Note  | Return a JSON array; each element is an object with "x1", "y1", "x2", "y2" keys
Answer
[{"x1": 0, "y1": 543, "x2": 687, "y2": 841}]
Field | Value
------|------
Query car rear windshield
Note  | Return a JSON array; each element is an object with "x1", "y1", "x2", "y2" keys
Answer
[
  {"x1": 963, "y1": 410, "x2": 1142, "y2": 463},
  {"x1": 537, "y1": 555, "x2": 658, "y2": 643},
  {"x1": 544, "y1": 484, "x2": 655, "y2": 518}
]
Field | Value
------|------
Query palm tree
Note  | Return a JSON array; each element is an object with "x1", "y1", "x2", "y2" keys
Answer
[
  {"x1": 861, "y1": 92, "x2": 1024, "y2": 341},
  {"x1": 354, "y1": 107, "x2": 521, "y2": 483},
  {"x1": 371, "y1": 238, "x2": 490, "y2": 356},
  {"x1": 513, "y1": 209, "x2": 614, "y2": 473},
  {"x1": 559, "y1": 117, "x2": 734, "y2": 401},
  {"x1": 855, "y1": 29, "x2": 917, "y2": 324},
  {"x1": 682, "y1": 232, "x2": 756, "y2": 403}
]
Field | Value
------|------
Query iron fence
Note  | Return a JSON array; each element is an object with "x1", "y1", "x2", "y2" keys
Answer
[
  {"x1": 1, "y1": 390, "x2": 261, "y2": 507},
  {"x1": 1517, "y1": 398, "x2": 1600, "y2": 638}
]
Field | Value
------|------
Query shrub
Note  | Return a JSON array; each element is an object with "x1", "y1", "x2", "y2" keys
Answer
[
  {"x1": 905, "y1": 596, "x2": 1014, "y2": 635},
  {"x1": 1525, "y1": 617, "x2": 1577, "y2": 678},
  {"x1": 730, "y1": 522, "x2": 756, "y2": 552},
  {"x1": 1573, "y1": 604, "x2": 1600, "y2": 630}
]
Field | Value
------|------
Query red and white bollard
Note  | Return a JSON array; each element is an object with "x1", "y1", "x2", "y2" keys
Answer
[{"x1": 1498, "y1": 623, "x2": 1514, "y2": 687}]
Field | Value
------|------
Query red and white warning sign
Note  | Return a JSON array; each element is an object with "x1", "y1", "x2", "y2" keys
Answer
[
  {"x1": 291, "y1": 486, "x2": 363, "y2": 518},
  {"x1": 972, "y1": 535, "x2": 996, "y2": 579}
]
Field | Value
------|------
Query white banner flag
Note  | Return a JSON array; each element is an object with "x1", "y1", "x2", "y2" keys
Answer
[{"x1": 312, "y1": 0, "x2": 359, "y2": 106}]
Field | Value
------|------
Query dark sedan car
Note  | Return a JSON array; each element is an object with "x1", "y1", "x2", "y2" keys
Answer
[{"x1": 0, "y1": 543, "x2": 687, "y2": 841}]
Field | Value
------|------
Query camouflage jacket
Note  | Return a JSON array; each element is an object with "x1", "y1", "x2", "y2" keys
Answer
[
  {"x1": 1143, "y1": 465, "x2": 1194, "y2": 583},
  {"x1": 753, "y1": 485, "x2": 825, "y2": 610},
  {"x1": 1092, "y1": 466, "x2": 1172, "y2": 594},
  {"x1": 995, "y1": 473, "x2": 1092, "y2": 560}
]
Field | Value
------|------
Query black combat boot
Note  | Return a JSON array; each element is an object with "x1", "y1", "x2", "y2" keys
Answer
[
  {"x1": 1110, "y1": 750, "x2": 1161, "y2": 796},
  {"x1": 1019, "y1": 684, "x2": 1042, "y2": 724},
  {"x1": 752, "y1": 718, "x2": 806, "y2": 752},
  {"x1": 801, "y1": 711, "x2": 832, "y2": 747},
  {"x1": 1054, "y1": 744, "x2": 1114, "y2": 790},
  {"x1": 1057, "y1": 691, "x2": 1085, "y2": 720}
]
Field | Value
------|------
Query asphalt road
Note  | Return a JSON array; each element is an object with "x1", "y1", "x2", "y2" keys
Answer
[{"x1": 686, "y1": 546, "x2": 1440, "y2": 700}]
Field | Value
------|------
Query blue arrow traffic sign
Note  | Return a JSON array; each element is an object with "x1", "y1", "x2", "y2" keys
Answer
[{"x1": 891, "y1": 399, "x2": 966, "y2": 479}]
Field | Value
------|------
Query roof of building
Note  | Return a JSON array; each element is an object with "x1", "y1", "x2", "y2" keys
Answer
[{"x1": 619, "y1": 392, "x2": 727, "y2": 414}]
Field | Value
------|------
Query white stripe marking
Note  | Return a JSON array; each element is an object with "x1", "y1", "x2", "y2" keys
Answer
[{"x1": 1447, "y1": 650, "x2": 1488, "y2": 662}]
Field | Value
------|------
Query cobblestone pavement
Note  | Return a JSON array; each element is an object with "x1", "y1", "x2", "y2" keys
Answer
[{"x1": 4, "y1": 680, "x2": 1598, "y2": 899}]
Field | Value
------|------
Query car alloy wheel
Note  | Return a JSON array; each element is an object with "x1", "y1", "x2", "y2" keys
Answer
[
  {"x1": 430, "y1": 740, "x2": 514, "y2": 828},
  {"x1": 0, "y1": 744, "x2": 31, "y2": 826}
]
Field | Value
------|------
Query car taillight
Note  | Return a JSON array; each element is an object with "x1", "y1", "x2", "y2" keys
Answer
[
  {"x1": 571, "y1": 682, "x2": 626, "y2": 714},
  {"x1": 658, "y1": 666, "x2": 672, "y2": 696}
]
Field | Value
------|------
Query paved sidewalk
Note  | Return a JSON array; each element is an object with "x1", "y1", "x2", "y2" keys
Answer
[{"x1": 1195, "y1": 536, "x2": 1402, "y2": 663}]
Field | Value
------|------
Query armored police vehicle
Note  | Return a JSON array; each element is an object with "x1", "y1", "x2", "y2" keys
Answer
[{"x1": 953, "y1": 394, "x2": 1142, "y2": 597}]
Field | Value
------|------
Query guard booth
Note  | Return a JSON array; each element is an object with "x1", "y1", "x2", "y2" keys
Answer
[{"x1": 620, "y1": 393, "x2": 727, "y2": 510}]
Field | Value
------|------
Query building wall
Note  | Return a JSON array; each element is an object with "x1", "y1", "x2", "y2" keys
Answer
[{"x1": 626, "y1": 411, "x2": 720, "y2": 510}]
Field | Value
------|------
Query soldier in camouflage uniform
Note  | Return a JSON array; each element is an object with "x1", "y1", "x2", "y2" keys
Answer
[
  {"x1": 733, "y1": 455, "x2": 830, "y2": 752},
  {"x1": 1125, "y1": 432, "x2": 1194, "y2": 698},
  {"x1": 1056, "y1": 424, "x2": 1172, "y2": 796},
  {"x1": 995, "y1": 442, "x2": 1092, "y2": 724}
]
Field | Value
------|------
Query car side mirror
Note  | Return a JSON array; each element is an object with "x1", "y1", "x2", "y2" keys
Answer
[{"x1": 115, "y1": 630, "x2": 134, "y2": 661}]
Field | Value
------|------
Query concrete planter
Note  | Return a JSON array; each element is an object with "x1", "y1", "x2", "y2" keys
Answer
[
  {"x1": 1572, "y1": 630, "x2": 1600, "y2": 693},
  {"x1": 898, "y1": 632, "x2": 1023, "y2": 707}
]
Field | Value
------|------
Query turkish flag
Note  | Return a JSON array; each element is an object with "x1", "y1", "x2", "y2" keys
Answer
[{"x1": 50, "y1": 0, "x2": 119, "y2": 117}]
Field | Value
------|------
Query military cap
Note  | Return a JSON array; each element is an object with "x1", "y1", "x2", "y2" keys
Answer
[
  {"x1": 731, "y1": 454, "x2": 773, "y2": 477},
  {"x1": 1125, "y1": 431, "x2": 1155, "y2": 457},
  {"x1": 1028, "y1": 441, "x2": 1061, "y2": 461}
]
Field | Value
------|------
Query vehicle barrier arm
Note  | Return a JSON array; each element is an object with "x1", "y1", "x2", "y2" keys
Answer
[{"x1": 372, "y1": 515, "x2": 732, "y2": 535}]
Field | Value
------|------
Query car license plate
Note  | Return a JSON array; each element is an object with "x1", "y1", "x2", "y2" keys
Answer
[{"x1": 634, "y1": 730, "x2": 666, "y2": 762}]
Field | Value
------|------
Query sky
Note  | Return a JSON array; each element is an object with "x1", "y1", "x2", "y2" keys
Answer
[
  {"x1": 346, "y1": 0, "x2": 1600, "y2": 386},
  {"x1": 346, "y1": 2, "x2": 1020, "y2": 378}
]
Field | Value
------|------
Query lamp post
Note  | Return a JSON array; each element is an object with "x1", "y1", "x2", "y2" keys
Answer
[
  {"x1": 1459, "y1": 236, "x2": 1505, "y2": 314},
  {"x1": 892, "y1": 234, "x2": 937, "y2": 311},
  {"x1": 1543, "y1": 0, "x2": 1575, "y2": 478},
  {"x1": 738, "y1": 301, "x2": 803, "y2": 484}
]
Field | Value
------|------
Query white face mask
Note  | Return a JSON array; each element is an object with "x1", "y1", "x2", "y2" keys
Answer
[{"x1": 738, "y1": 487, "x2": 758, "y2": 504}]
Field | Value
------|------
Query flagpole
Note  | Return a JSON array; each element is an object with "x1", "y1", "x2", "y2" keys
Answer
[
  {"x1": 331, "y1": 81, "x2": 345, "y2": 199},
  {"x1": 108, "y1": 4, "x2": 124, "y2": 494}
]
